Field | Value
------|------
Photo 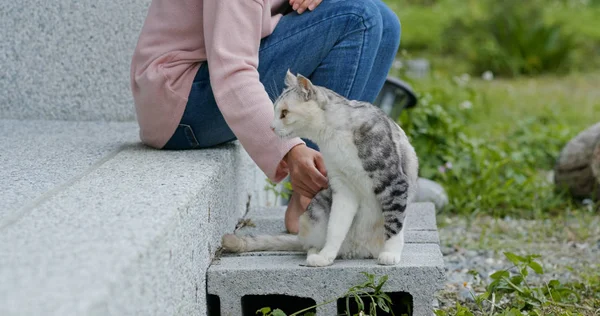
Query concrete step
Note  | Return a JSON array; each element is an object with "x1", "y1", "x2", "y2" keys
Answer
[
  {"x1": 207, "y1": 203, "x2": 446, "y2": 316},
  {"x1": 0, "y1": 119, "x2": 264, "y2": 316}
]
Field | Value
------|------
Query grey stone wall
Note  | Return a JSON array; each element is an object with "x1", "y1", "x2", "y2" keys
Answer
[{"x1": 0, "y1": 0, "x2": 149, "y2": 121}]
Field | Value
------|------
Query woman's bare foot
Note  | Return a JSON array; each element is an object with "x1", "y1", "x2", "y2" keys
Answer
[{"x1": 285, "y1": 192, "x2": 311, "y2": 234}]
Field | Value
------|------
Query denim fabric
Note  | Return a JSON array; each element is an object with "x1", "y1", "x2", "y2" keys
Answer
[{"x1": 163, "y1": 0, "x2": 401, "y2": 150}]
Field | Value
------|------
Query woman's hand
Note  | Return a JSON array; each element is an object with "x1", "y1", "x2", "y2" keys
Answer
[
  {"x1": 284, "y1": 144, "x2": 328, "y2": 198},
  {"x1": 289, "y1": 0, "x2": 322, "y2": 14}
]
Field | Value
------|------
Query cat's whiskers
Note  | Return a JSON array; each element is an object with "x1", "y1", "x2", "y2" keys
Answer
[{"x1": 266, "y1": 78, "x2": 280, "y2": 103}]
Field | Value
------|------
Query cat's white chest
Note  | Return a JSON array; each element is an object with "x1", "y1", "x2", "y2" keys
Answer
[{"x1": 320, "y1": 134, "x2": 373, "y2": 193}]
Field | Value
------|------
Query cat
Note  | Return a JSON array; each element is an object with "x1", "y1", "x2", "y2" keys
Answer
[{"x1": 221, "y1": 70, "x2": 419, "y2": 267}]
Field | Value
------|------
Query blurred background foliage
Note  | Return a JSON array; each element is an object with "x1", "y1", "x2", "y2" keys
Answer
[{"x1": 383, "y1": 0, "x2": 600, "y2": 217}]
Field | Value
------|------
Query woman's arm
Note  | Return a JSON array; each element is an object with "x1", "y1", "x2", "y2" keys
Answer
[{"x1": 202, "y1": 0, "x2": 304, "y2": 182}]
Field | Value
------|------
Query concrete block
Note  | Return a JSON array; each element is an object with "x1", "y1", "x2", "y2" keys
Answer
[
  {"x1": 0, "y1": 119, "x2": 261, "y2": 316},
  {"x1": 209, "y1": 202, "x2": 445, "y2": 316},
  {"x1": 0, "y1": 0, "x2": 149, "y2": 121},
  {"x1": 407, "y1": 230, "x2": 440, "y2": 244},
  {"x1": 404, "y1": 202, "x2": 438, "y2": 231},
  {"x1": 208, "y1": 243, "x2": 445, "y2": 316}
]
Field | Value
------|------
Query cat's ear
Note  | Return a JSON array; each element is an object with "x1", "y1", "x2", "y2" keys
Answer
[
  {"x1": 296, "y1": 74, "x2": 315, "y2": 100},
  {"x1": 285, "y1": 69, "x2": 297, "y2": 87}
]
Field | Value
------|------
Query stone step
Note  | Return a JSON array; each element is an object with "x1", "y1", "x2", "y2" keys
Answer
[
  {"x1": 207, "y1": 203, "x2": 446, "y2": 316},
  {"x1": 0, "y1": 119, "x2": 264, "y2": 316}
]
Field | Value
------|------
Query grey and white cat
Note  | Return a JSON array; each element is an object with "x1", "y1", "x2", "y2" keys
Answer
[{"x1": 221, "y1": 71, "x2": 419, "y2": 267}]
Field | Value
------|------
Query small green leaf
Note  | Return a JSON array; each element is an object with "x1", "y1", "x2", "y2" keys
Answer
[
  {"x1": 528, "y1": 261, "x2": 544, "y2": 274},
  {"x1": 434, "y1": 310, "x2": 447, "y2": 316},
  {"x1": 520, "y1": 266, "x2": 529, "y2": 278},
  {"x1": 510, "y1": 275, "x2": 524, "y2": 285},
  {"x1": 477, "y1": 292, "x2": 490, "y2": 301},
  {"x1": 548, "y1": 279, "x2": 560, "y2": 288},
  {"x1": 353, "y1": 294, "x2": 365, "y2": 310},
  {"x1": 271, "y1": 309, "x2": 287, "y2": 316},
  {"x1": 370, "y1": 301, "x2": 377, "y2": 315},
  {"x1": 378, "y1": 297, "x2": 390, "y2": 313},
  {"x1": 256, "y1": 307, "x2": 271, "y2": 315},
  {"x1": 376, "y1": 275, "x2": 389, "y2": 291},
  {"x1": 454, "y1": 302, "x2": 474, "y2": 316},
  {"x1": 490, "y1": 270, "x2": 510, "y2": 280},
  {"x1": 380, "y1": 292, "x2": 393, "y2": 303},
  {"x1": 504, "y1": 252, "x2": 525, "y2": 265},
  {"x1": 506, "y1": 308, "x2": 524, "y2": 316}
]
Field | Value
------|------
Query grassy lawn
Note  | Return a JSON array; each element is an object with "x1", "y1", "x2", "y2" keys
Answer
[{"x1": 467, "y1": 73, "x2": 600, "y2": 138}]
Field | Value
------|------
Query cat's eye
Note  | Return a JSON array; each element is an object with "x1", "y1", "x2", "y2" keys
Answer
[{"x1": 280, "y1": 109, "x2": 289, "y2": 119}]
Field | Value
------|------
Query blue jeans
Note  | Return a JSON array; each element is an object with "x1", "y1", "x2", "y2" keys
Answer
[{"x1": 163, "y1": 0, "x2": 401, "y2": 150}]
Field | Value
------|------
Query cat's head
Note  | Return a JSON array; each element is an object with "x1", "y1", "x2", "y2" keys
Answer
[{"x1": 270, "y1": 70, "x2": 326, "y2": 140}]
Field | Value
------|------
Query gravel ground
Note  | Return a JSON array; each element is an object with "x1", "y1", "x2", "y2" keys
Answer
[{"x1": 436, "y1": 212, "x2": 600, "y2": 304}]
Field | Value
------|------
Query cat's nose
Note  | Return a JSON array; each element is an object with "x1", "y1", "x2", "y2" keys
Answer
[{"x1": 270, "y1": 126, "x2": 275, "y2": 132}]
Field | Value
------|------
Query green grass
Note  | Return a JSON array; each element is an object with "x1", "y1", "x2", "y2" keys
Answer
[
  {"x1": 385, "y1": 0, "x2": 600, "y2": 76},
  {"x1": 468, "y1": 73, "x2": 600, "y2": 137},
  {"x1": 385, "y1": 0, "x2": 600, "y2": 51}
]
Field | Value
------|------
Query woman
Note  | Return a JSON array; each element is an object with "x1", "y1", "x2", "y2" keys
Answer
[{"x1": 130, "y1": 0, "x2": 401, "y2": 233}]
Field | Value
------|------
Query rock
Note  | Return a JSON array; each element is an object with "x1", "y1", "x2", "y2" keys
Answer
[
  {"x1": 465, "y1": 250, "x2": 478, "y2": 258},
  {"x1": 415, "y1": 178, "x2": 449, "y2": 210},
  {"x1": 440, "y1": 245, "x2": 456, "y2": 255},
  {"x1": 405, "y1": 58, "x2": 430, "y2": 79},
  {"x1": 592, "y1": 143, "x2": 600, "y2": 187},
  {"x1": 554, "y1": 122, "x2": 600, "y2": 200},
  {"x1": 458, "y1": 286, "x2": 475, "y2": 302}
]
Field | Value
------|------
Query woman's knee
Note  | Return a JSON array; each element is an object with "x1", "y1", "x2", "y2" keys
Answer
[
  {"x1": 374, "y1": 1, "x2": 401, "y2": 48},
  {"x1": 330, "y1": 0, "x2": 383, "y2": 32}
]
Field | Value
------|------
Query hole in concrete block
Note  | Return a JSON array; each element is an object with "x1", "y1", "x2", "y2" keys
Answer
[
  {"x1": 336, "y1": 292, "x2": 412, "y2": 316},
  {"x1": 242, "y1": 295, "x2": 317, "y2": 315},
  {"x1": 207, "y1": 294, "x2": 221, "y2": 316}
]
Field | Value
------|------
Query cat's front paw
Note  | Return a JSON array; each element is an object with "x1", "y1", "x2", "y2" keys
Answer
[
  {"x1": 377, "y1": 251, "x2": 402, "y2": 265},
  {"x1": 306, "y1": 253, "x2": 334, "y2": 267}
]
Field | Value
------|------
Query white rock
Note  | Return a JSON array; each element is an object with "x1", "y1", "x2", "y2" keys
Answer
[
  {"x1": 482, "y1": 70, "x2": 494, "y2": 81},
  {"x1": 415, "y1": 178, "x2": 449, "y2": 210}
]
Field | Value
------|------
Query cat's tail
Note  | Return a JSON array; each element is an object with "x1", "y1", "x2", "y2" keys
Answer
[{"x1": 221, "y1": 233, "x2": 303, "y2": 253}]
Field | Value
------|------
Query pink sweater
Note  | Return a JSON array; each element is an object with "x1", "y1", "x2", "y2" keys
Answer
[{"x1": 130, "y1": 0, "x2": 304, "y2": 182}]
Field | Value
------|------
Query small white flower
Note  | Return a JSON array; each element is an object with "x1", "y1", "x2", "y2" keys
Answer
[
  {"x1": 482, "y1": 70, "x2": 494, "y2": 81},
  {"x1": 438, "y1": 165, "x2": 446, "y2": 174},
  {"x1": 392, "y1": 60, "x2": 403, "y2": 70},
  {"x1": 445, "y1": 162, "x2": 453, "y2": 169},
  {"x1": 453, "y1": 73, "x2": 471, "y2": 87},
  {"x1": 459, "y1": 100, "x2": 473, "y2": 109}
]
